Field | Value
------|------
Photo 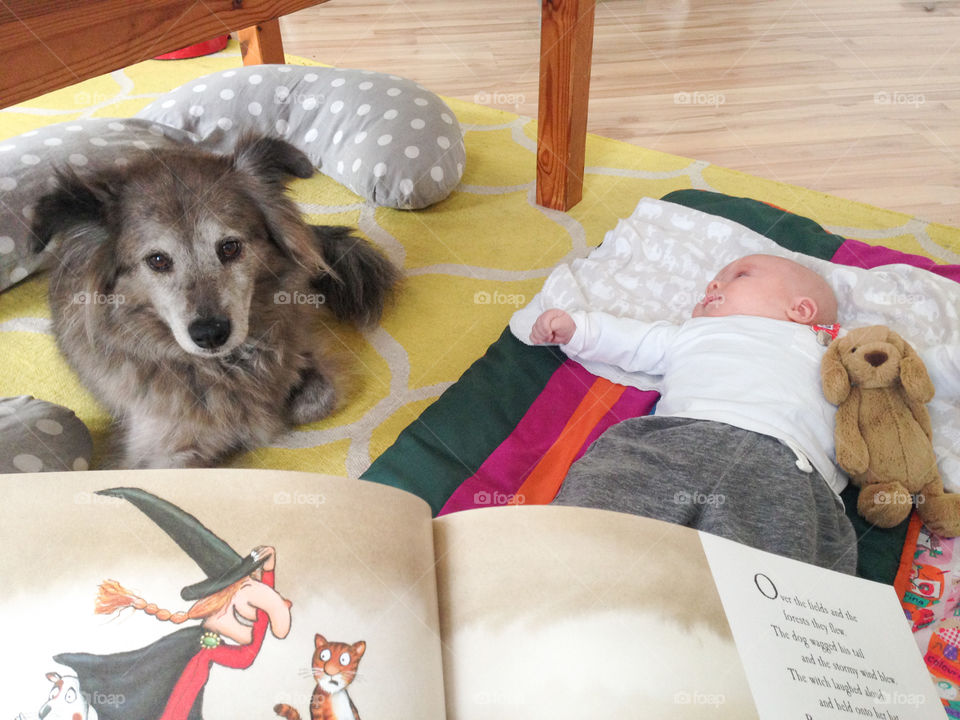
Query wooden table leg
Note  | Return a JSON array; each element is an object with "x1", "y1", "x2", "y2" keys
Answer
[
  {"x1": 536, "y1": 0, "x2": 596, "y2": 211},
  {"x1": 238, "y1": 17, "x2": 286, "y2": 65}
]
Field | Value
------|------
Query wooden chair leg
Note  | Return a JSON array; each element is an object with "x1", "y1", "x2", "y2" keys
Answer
[
  {"x1": 536, "y1": 0, "x2": 596, "y2": 211},
  {"x1": 238, "y1": 17, "x2": 286, "y2": 65}
]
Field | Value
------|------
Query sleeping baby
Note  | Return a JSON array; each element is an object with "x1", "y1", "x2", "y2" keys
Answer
[{"x1": 529, "y1": 253, "x2": 858, "y2": 573}]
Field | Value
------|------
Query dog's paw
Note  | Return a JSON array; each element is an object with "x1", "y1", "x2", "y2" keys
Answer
[{"x1": 287, "y1": 368, "x2": 336, "y2": 425}]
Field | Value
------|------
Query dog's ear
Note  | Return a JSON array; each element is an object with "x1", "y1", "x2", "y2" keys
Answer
[
  {"x1": 231, "y1": 134, "x2": 314, "y2": 188},
  {"x1": 31, "y1": 170, "x2": 123, "y2": 298},
  {"x1": 30, "y1": 171, "x2": 123, "y2": 349},
  {"x1": 31, "y1": 169, "x2": 120, "y2": 252},
  {"x1": 231, "y1": 135, "x2": 328, "y2": 272},
  {"x1": 888, "y1": 329, "x2": 935, "y2": 403},
  {"x1": 821, "y1": 336, "x2": 852, "y2": 405}
]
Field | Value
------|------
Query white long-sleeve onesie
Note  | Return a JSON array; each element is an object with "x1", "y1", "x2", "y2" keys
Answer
[{"x1": 560, "y1": 312, "x2": 846, "y2": 494}]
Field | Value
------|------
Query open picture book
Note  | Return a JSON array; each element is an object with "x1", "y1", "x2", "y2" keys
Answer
[{"x1": 2, "y1": 469, "x2": 944, "y2": 720}]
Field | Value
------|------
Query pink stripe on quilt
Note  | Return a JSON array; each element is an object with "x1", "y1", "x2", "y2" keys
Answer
[
  {"x1": 438, "y1": 359, "x2": 658, "y2": 515},
  {"x1": 833, "y1": 238, "x2": 960, "y2": 281}
]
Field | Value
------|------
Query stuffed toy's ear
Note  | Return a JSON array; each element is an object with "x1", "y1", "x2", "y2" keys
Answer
[
  {"x1": 821, "y1": 338, "x2": 851, "y2": 405},
  {"x1": 890, "y1": 329, "x2": 935, "y2": 403}
]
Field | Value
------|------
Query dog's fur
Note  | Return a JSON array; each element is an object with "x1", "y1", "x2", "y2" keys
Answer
[{"x1": 32, "y1": 135, "x2": 399, "y2": 468}]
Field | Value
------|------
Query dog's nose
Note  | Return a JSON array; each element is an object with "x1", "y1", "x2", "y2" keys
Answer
[
  {"x1": 188, "y1": 317, "x2": 232, "y2": 349},
  {"x1": 864, "y1": 351, "x2": 888, "y2": 367}
]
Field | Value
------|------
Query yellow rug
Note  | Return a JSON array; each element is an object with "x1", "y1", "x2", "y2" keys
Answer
[{"x1": 2, "y1": 40, "x2": 958, "y2": 475}]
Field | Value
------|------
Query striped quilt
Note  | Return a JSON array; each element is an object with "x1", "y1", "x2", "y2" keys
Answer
[{"x1": 363, "y1": 189, "x2": 960, "y2": 587}]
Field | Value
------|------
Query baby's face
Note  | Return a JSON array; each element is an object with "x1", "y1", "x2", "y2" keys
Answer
[{"x1": 692, "y1": 255, "x2": 807, "y2": 320}]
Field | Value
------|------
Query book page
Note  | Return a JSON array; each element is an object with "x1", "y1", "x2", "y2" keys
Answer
[
  {"x1": 434, "y1": 505, "x2": 759, "y2": 719},
  {"x1": 700, "y1": 531, "x2": 942, "y2": 719},
  {"x1": 1, "y1": 469, "x2": 445, "y2": 720}
]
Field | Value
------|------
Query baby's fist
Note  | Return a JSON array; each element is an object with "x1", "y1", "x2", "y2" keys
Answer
[{"x1": 530, "y1": 309, "x2": 576, "y2": 345}]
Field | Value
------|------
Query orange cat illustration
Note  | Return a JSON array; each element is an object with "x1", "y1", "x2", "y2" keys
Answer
[{"x1": 275, "y1": 634, "x2": 366, "y2": 720}]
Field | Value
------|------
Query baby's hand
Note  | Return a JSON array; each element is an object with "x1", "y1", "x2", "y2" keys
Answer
[{"x1": 530, "y1": 309, "x2": 576, "y2": 345}]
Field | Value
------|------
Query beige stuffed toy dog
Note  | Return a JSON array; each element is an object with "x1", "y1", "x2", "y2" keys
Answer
[{"x1": 821, "y1": 325, "x2": 960, "y2": 537}]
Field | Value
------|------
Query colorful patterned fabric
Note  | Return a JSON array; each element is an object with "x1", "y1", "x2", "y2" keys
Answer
[
  {"x1": 896, "y1": 515, "x2": 960, "y2": 716},
  {"x1": 363, "y1": 189, "x2": 960, "y2": 588}
]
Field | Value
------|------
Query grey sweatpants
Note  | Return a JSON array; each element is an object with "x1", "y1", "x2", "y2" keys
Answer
[{"x1": 553, "y1": 416, "x2": 858, "y2": 574}]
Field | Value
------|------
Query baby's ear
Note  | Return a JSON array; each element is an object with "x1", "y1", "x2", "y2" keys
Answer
[{"x1": 787, "y1": 296, "x2": 818, "y2": 324}]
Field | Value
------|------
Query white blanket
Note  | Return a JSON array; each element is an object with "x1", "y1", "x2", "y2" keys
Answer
[{"x1": 510, "y1": 198, "x2": 960, "y2": 491}]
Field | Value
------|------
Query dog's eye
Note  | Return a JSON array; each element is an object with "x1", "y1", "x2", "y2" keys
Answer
[
  {"x1": 218, "y1": 238, "x2": 243, "y2": 262},
  {"x1": 145, "y1": 253, "x2": 172, "y2": 272},
  {"x1": 849, "y1": 346, "x2": 857, "y2": 354}
]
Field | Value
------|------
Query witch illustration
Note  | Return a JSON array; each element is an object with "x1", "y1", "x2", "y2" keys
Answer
[{"x1": 53, "y1": 487, "x2": 292, "y2": 720}]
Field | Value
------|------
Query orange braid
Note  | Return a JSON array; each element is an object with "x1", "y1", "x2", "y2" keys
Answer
[{"x1": 95, "y1": 578, "x2": 246, "y2": 624}]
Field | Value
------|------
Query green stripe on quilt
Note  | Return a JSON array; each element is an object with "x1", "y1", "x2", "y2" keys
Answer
[
  {"x1": 841, "y1": 485, "x2": 908, "y2": 585},
  {"x1": 662, "y1": 189, "x2": 845, "y2": 260},
  {"x1": 361, "y1": 328, "x2": 565, "y2": 514}
]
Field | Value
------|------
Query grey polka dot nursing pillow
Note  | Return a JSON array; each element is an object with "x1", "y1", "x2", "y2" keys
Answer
[
  {"x1": 0, "y1": 65, "x2": 465, "y2": 292},
  {"x1": 137, "y1": 65, "x2": 465, "y2": 208},
  {"x1": 0, "y1": 396, "x2": 92, "y2": 473}
]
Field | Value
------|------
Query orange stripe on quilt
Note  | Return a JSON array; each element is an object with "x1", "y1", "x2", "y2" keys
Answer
[{"x1": 510, "y1": 376, "x2": 626, "y2": 506}]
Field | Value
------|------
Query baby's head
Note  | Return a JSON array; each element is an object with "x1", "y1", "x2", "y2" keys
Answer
[{"x1": 691, "y1": 254, "x2": 837, "y2": 325}]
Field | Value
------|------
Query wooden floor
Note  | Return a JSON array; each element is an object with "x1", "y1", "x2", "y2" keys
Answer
[{"x1": 280, "y1": 0, "x2": 960, "y2": 227}]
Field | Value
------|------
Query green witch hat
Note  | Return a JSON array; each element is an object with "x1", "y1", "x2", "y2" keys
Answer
[{"x1": 97, "y1": 486, "x2": 267, "y2": 601}]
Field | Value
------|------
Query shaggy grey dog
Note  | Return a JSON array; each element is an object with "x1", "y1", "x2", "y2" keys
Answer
[{"x1": 32, "y1": 135, "x2": 399, "y2": 468}]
